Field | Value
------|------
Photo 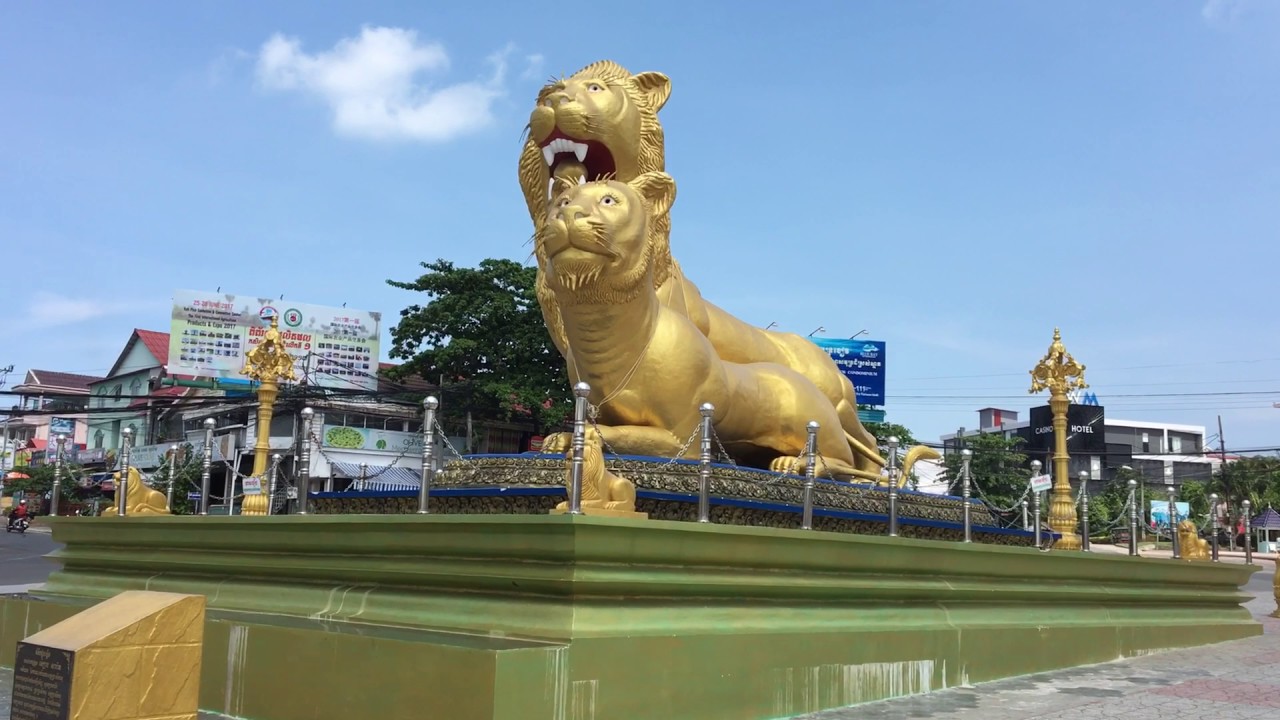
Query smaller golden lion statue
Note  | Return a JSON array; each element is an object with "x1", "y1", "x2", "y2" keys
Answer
[
  {"x1": 100, "y1": 466, "x2": 171, "y2": 517},
  {"x1": 554, "y1": 426, "x2": 640, "y2": 515},
  {"x1": 1177, "y1": 519, "x2": 1210, "y2": 561}
]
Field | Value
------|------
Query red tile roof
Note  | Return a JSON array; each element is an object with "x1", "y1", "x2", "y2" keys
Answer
[{"x1": 135, "y1": 329, "x2": 170, "y2": 364}]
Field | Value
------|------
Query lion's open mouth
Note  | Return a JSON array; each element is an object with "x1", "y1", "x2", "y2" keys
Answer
[{"x1": 541, "y1": 129, "x2": 616, "y2": 198}]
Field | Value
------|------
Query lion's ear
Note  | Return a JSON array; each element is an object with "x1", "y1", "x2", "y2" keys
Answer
[
  {"x1": 629, "y1": 72, "x2": 671, "y2": 112},
  {"x1": 628, "y1": 172, "x2": 676, "y2": 219}
]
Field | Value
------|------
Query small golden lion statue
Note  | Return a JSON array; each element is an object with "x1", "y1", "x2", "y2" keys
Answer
[
  {"x1": 100, "y1": 466, "x2": 171, "y2": 517},
  {"x1": 554, "y1": 426, "x2": 640, "y2": 515},
  {"x1": 1178, "y1": 519, "x2": 1210, "y2": 561}
]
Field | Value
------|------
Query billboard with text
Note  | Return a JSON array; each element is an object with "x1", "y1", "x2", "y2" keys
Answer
[
  {"x1": 168, "y1": 289, "x2": 382, "y2": 391},
  {"x1": 809, "y1": 338, "x2": 886, "y2": 406}
]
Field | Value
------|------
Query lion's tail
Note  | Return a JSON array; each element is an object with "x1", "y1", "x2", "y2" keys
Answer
[{"x1": 897, "y1": 446, "x2": 942, "y2": 489}]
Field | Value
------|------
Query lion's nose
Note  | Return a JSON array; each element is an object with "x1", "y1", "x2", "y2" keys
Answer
[
  {"x1": 546, "y1": 91, "x2": 573, "y2": 107},
  {"x1": 562, "y1": 205, "x2": 589, "y2": 222}
]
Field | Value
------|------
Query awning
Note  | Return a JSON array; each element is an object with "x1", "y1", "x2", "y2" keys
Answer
[{"x1": 330, "y1": 461, "x2": 421, "y2": 491}]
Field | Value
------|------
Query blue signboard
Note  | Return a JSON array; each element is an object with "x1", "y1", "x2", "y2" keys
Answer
[{"x1": 810, "y1": 339, "x2": 887, "y2": 406}]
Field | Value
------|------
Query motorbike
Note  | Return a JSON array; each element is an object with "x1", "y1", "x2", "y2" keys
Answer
[{"x1": 6, "y1": 516, "x2": 29, "y2": 534}]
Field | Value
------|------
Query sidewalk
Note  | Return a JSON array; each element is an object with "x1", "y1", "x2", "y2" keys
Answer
[{"x1": 799, "y1": 556, "x2": 1280, "y2": 720}]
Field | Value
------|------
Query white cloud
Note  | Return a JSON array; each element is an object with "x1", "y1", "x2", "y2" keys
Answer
[
  {"x1": 522, "y1": 53, "x2": 546, "y2": 81},
  {"x1": 1202, "y1": 0, "x2": 1247, "y2": 22},
  {"x1": 255, "y1": 26, "x2": 515, "y2": 143},
  {"x1": 24, "y1": 293, "x2": 144, "y2": 327}
]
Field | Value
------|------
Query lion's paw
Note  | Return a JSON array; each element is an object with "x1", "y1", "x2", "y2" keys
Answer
[
  {"x1": 541, "y1": 433, "x2": 572, "y2": 455},
  {"x1": 769, "y1": 456, "x2": 805, "y2": 475}
]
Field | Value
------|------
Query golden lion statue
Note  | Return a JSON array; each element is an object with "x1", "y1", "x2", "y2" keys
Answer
[
  {"x1": 519, "y1": 60, "x2": 902, "y2": 481},
  {"x1": 1177, "y1": 519, "x2": 1210, "y2": 561},
  {"x1": 100, "y1": 466, "x2": 170, "y2": 516},
  {"x1": 554, "y1": 426, "x2": 639, "y2": 514},
  {"x1": 538, "y1": 172, "x2": 898, "y2": 480}
]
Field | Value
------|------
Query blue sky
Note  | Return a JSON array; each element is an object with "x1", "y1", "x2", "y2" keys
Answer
[{"x1": 2, "y1": 1, "x2": 1279, "y2": 450}]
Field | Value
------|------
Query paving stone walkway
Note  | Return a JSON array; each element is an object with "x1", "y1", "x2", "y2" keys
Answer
[{"x1": 798, "y1": 557, "x2": 1280, "y2": 720}]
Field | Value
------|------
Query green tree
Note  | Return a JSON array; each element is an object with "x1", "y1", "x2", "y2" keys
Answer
[
  {"x1": 386, "y1": 258, "x2": 572, "y2": 433},
  {"x1": 943, "y1": 432, "x2": 1029, "y2": 511},
  {"x1": 864, "y1": 421, "x2": 922, "y2": 488},
  {"x1": 863, "y1": 422, "x2": 919, "y2": 449}
]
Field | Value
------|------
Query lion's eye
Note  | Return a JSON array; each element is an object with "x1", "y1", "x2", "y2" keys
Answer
[
  {"x1": 600, "y1": 195, "x2": 617, "y2": 206},
  {"x1": 587, "y1": 83, "x2": 604, "y2": 93},
  {"x1": 557, "y1": 197, "x2": 570, "y2": 207}
]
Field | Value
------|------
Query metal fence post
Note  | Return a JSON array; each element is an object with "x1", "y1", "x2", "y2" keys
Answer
[
  {"x1": 697, "y1": 403, "x2": 714, "y2": 523},
  {"x1": 297, "y1": 407, "x2": 314, "y2": 515},
  {"x1": 887, "y1": 436, "x2": 899, "y2": 537},
  {"x1": 568, "y1": 382, "x2": 590, "y2": 515},
  {"x1": 1243, "y1": 499, "x2": 1253, "y2": 565},
  {"x1": 165, "y1": 443, "x2": 178, "y2": 511},
  {"x1": 267, "y1": 453, "x2": 281, "y2": 515},
  {"x1": 1127, "y1": 478, "x2": 1138, "y2": 557},
  {"x1": 1079, "y1": 471, "x2": 1091, "y2": 552},
  {"x1": 418, "y1": 397, "x2": 438, "y2": 515},
  {"x1": 1022, "y1": 499, "x2": 1029, "y2": 531},
  {"x1": 1030, "y1": 459, "x2": 1042, "y2": 547},
  {"x1": 961, "y1": 449, "x2": 972, "y2": 543},
  {"x1": 801, "y1": 421, "x2": 818, "y2": 530},
  {"x1": 50, "y1": 434, "x2": 65, "y2": 517},
  {"x1": 117, "y1": 427, "x2": 134, "y2": 517},
  {"x1": 1209, "y1": 492, "x2": 1220, "y2": 562},
  {"x1": 200, "y1": 418, "x2": 215, "y2": 516}
]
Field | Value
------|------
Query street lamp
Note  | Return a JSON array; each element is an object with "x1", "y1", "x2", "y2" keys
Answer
[{"x1": 808, "y1": 326, "x2": 825, "y2": 337}]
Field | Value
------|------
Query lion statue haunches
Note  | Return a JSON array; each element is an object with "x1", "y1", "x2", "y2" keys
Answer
[
  {"x1": 519, "y1": 60, "x2": 885, "y2": 479},
  {"x1": 554, "y1": 426, "x2": 639, "y2": 514},
  {"x1": 537, "y1": 172, "x2": 872, "y2": 480},
  {"x1": 100, "y1": 466, "x2": 171, "y2": 516}
]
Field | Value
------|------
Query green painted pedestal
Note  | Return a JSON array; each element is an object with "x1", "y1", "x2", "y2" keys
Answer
[{"x1": 0, "y1": 515, "x2": 1259, "y2": 720}]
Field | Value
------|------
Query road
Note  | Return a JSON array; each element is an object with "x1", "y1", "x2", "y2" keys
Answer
[{"x1": 0, "y1": 527, "x2": 60, "y2": 589}]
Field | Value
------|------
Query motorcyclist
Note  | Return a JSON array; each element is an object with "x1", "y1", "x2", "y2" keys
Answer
[{"x1": 8, "y1": 500, "x2": 29, "y2": 529}]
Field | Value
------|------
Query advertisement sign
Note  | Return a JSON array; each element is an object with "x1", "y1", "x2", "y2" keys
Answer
[
  {"x1": 321, "y1": 425, "x2": 423, "y2": 454},
  {"x1": 49, "y1": 417, "x2": 76, "y2": 436},
  {"x1": 1029, "y1": 474, "x2": 1053, "y2": 493},
  {"x1": 1150, "y1": 501, "x2": 1190, "y2": 528},
  {"x1": 1026, "y1": 404, "x2": 1106, "y2": 454},
  {"x1": 123, "y1": 444, "x2": 173, "y2": 470},
  {"x1": 168, "y1": 289, "x2": 382, "y2": 391},
  {"x1": 809, "y1": 339, "x2": 887, "y2": 406},
  {"x1": 242, "y1": 477, "x2": 263, "y2": 496}
]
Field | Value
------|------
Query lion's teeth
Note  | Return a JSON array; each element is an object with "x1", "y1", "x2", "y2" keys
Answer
[
  {"x1": 542, "y1": 139, "x2": 590, "y2": 166},
  {"x1": 577, "y1": 175, "x2": 587, "y2": 185},
  {"x1": 547, "y1": 178, "x2": 555, "y2": 199}
]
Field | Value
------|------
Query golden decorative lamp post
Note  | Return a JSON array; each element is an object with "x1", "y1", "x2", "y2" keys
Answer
[
  {"x1": 1029, "y1": 328, "x2": 1088, "y2": 551},
  {"x1": 239, "y1": 315, "x2": 297, "y2": 516}
]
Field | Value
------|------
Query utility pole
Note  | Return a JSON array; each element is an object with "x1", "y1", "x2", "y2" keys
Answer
[
  {"x1": 1218, "y1": 415, "x2": 1233, "y2": 551},
  {"x1": 0, "y1": 364, "x2": 14, "y2": 474}
]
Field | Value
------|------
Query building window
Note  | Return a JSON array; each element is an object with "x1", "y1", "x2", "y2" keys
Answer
[
  {"x1": 1171, "y1": 436, "x2": 1182, "y2": 454},
  {"x1": 129, "y1": 378, "x2": 142, "y2": 396},
  {"x1": 113, "y1": 384, "x2": 123, "y2": 399},
  {"x1": 1141, "y1": 433, "x2": 1149, "y2": 454},
  {"x1": 94, "y1": 430, "x2": 104, "y2": 449}
]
